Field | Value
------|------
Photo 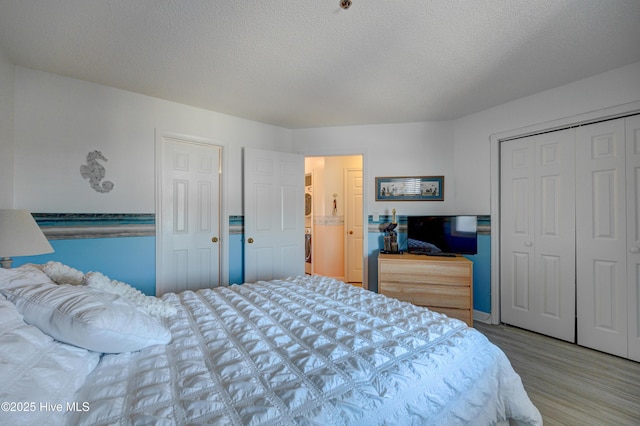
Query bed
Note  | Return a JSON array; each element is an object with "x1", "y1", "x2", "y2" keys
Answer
[{"x1": 0, "y1": 263, "x2": 542, "y2": 425}]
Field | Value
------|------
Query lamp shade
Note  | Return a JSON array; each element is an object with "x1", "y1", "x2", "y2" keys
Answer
[{"x1": 0, "y1": 209, "x2": 54, "y2": 258}]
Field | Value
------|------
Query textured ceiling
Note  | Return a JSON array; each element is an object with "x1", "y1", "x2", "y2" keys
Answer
[{"x1": 1, "y1": 0, "x2": 639, "y2": 129}]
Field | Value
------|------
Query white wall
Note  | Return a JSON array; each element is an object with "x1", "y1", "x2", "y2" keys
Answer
[
  {"x1": 292, "y1": 121, "x2": 455, "y2": 219},
  {"x1": 13, "y1": 67, "x2": 293, "y2": 214},
  {"x1": 11, "y1": 61, "x2": 640, "y2": 218},
  {"x1": 292, "y1": 61, "x2": 640, "y2": 217},
  {"x1": 453, "y1": 60, "x2": 640, "y2": 214},
  {"x1": 0, "y1": 47, "x2": 14, "y2": 208}
]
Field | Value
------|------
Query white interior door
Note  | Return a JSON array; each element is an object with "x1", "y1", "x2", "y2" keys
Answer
[
  {"x1": 532, "y1": 130, "x2": 576, "y2": 341},
  {"x1": 626, "y1": 115, "x2": 640, "y2": 362},
  {"x1": 501, "y1": 137, "x2": 536, "y2": 330},
  {"x1": 244, "y1": 148, "x2": 304, "y2": 283},
  {"x1": 576, "y1": 119, "x2": 628, "y2": 357},
  {"x1": 345, "y1": 168, "x2": 363, "y2": 283},
  {"x1": 501, "y1": 129, "x2": 575, "y2": 342},
  {"x1": 156, "y1": 136, "x2": 221, "y2": 295}
]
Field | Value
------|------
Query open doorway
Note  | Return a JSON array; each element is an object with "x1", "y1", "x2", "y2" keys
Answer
[{"x1": 305, "y1": 155, "x2": 363, "y2": 286}]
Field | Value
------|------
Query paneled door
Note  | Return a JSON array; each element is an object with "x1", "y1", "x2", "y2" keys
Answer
[
  {"x1": 500, "y1": 129, "x2": 575, "y2": 342},
  {"x1": 244, "y1": 148, "x2": 304, "y2": 283},
  {"x1": 156, "y1": 136, "x2": 221, "y2": 295},
  {"x1": 345, "y1": 168, "x2": 363, "y2": 284},
  {"x1": 501, "y1": 137, "x2": 535, "y2": 330},
  {"x1": 576, "y1": 119, "x2": 628, "y2": 357},
  {"x1": 626, "y1": 115, "x2": 640, "y2": 362}
]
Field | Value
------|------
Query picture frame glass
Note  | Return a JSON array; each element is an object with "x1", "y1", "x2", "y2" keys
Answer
[{"x1": 375, "y1": 176, "x2": 444, "y2": 201}]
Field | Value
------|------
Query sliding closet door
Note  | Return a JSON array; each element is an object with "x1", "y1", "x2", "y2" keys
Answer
[
  {"x1": 627, "y1": 115, "x2": 640, "y2": 362},
  {"x1": 501, "y1": 130, "x2": 575, "y2": 341},
  {"x1": 576, "y1": 119, "x2": 628, "y2": 358}
]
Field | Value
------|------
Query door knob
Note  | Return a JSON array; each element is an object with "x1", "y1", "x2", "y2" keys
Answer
[
  {"x1": 524, "y1": 241, "x2": 533, "y2": 247},
  {"x1": 349, "y1": 231, "x2": 353, "y2": 235},
  {"x1": 211, "y1": 237, "x2": 218, "y2": 243},
  {"x1": 247, "y1": 238, "x2": 254, "y2": 244},
  {"x1": 630, "y1": 247, "x2": 640, "y2": 254}
]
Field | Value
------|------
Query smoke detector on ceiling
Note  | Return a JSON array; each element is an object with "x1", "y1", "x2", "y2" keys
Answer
[{"x1": 340, "y1": 0, "x2": 352, "y2": 10}]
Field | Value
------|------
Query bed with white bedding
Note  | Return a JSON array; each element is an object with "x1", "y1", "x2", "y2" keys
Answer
[{"x1": 0, "y1": 264, "x2": 542, "y2": 426}]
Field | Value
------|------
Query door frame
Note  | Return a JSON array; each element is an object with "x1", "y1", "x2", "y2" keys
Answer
[
  {"x1": 300, "y1": 148, "x2": 369, "y2": 290},
  {"x1": 155, "y1": 130, "x2": 229, "y2": 294},
  {"x1": 489, "y1": 101, "x2": 640, "y2": 325}
]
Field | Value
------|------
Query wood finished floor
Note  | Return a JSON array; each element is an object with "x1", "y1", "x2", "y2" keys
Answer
[{"x1": 475, "y1": 322, "x2": 640, "y2": 426}]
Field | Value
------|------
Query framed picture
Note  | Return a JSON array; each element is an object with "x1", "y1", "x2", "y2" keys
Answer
[{"x1": 375, "y1": 176, "x2": 444, "y2": 201}]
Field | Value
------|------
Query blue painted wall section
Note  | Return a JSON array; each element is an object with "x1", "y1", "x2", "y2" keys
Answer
[
  {"x1": 11, "y1": 213, "x2": 492, "y2": 314},
  {"x1": 13, "y1": 213, "x2": 157, "y2": 295},
  {"x1": 11, "y1": 213, "x2": 247, "y2": 295},
  {"x1": 228, "y1": 215, "x2": 244, "y2": 285},
  {"x1": 471, "y1": 222, "x2": 491, "y2": 314},
  {"x1": 14, "y1": 237, "x2": 156, "y2": 295}
]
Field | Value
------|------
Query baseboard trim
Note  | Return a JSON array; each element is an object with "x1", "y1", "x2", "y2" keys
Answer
[{"x1": 473, "y1": 310, "x2": 492, "y2": 324}]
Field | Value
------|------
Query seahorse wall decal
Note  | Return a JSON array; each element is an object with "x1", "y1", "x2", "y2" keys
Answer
[{"x1": 80, "y1": 150, "x2": 115, "y2": 193}]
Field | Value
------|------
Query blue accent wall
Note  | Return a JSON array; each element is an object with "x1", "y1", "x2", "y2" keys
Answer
[
  {"x1": 467, "y1": 233, "x2": 491, "y2": 313},
  {"x1": 11, "y1": 213, "x2": 248, "y2": 296},
  {"x1": 228, "y1": 232, "x2": 244, "y2": 285},
  {"x1": 15, "y1": 233, "x2": 246, "y2": 295},
  {"x1": 228, "y1": 215, "x2": 244, "y2": 285},
  {"x1": 13, "y1": 213, "x2": 492, "y2": 314},
  {"x1": 13, "y1": 236, "x2": 156, "y2": 295}
]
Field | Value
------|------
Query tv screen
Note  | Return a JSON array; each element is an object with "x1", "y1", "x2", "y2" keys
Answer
[{"x1": 407, "y1": 216, "x2": 477, "y2": 255}]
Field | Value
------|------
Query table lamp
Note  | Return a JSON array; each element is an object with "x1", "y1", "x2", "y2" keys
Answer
[{"x1": 0, "y1": 209, "x2": 54, "y2": 268}]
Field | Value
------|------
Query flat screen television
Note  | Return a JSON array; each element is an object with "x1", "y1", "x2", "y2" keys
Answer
[{"x1": 407, "y1": 216, "x2": 477, "y2": 255}]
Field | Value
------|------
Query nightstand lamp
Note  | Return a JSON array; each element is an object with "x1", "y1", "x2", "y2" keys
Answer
[{"x1": 0, "y1": 209, "x2": 54, "y2": 268}]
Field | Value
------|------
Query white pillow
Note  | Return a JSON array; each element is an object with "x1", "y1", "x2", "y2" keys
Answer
[
  {"x1": 42, "y1": 260, "x2": 84, "y2": 285},
  {"x1": 0, "y1": 295, "x2": 100, "y2": 426},
  {"x1": 83, "y1": 271, "x2": 177, "y2": 318},
  {"x1": 0, "y1": 267, "x2": 171, "y2": 353},
  {"x1": 38, "y1": 261, "x2": 177, "y2": 318},
  {"x1": 0, "y1": 292, "x2": 25, "y2": 327}
]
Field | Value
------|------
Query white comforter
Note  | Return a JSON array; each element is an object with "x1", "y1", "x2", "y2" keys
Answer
[{"x1": 68, "y1": 276, "x2": 542, "y2": 425}]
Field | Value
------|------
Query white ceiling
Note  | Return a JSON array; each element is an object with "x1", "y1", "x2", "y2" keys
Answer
[{"x1": 1, "y1": 0, "x2": 639, "y2": 129}]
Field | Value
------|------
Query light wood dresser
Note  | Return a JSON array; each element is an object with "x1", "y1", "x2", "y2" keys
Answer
[{"x1": 378, "y1": 253, "x2": 474, "y2": 326}]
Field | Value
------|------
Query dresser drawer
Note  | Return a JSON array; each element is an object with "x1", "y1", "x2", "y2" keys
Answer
[
  {"x1": 429, "y1": 307, "x2": 471, "y2": 324},
  {"x1": 378, "y1": 258, "x2": 471, "y2": 286},
  {"x1": 379, "y1": 282, "x2": 470, "y2": 309}
]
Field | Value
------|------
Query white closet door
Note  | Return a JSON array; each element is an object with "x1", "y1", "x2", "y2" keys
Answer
[
  {"x1": 576, "y1": 119, "x2": 628, "y2": 358},
  {"x1": 501, "y1": 130, "x2": 575, "y2": 342},
  {"x1": 501, "y1": 137, "x2": 536, "y2": 330},
  {"x1": 627, "y1": 115, "x2": 640, "y2": 362},
  {"x1": 532, "y1": 130, "x2": 576, "y2": 341}
]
